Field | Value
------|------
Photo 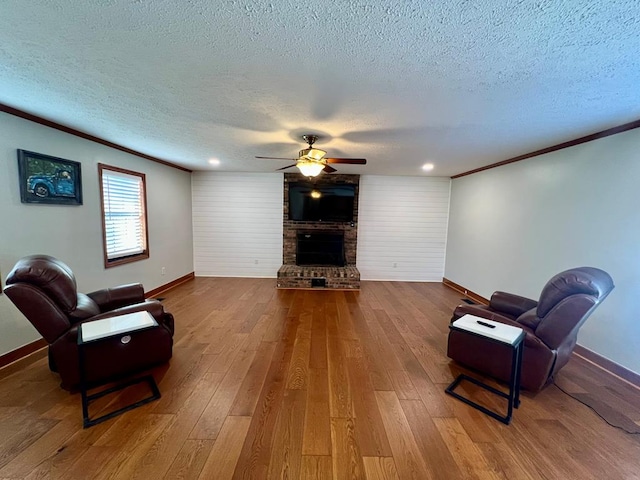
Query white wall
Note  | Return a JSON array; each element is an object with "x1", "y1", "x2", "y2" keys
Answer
[
  {"x1": 192, "y1": 172, "x2": 284, "y2": 277},
  {"x1": 357, "y1": 175, "x2": 450, "y2": 281},
  {"x1": 0, "y1": 112, "x2": 193, "y2": 356},
  {"x1": 445, "y1": 127, "x2": 640, "y2": 374}
]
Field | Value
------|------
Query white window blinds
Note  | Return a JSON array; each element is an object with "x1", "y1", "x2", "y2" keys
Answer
[{"x1": 101, "y1": 168, "x2": 147, "y2": 261}]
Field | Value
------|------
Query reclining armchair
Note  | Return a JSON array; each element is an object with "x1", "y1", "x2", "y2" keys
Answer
[
  {"x1": 4, "y1": 254, "x2": 174, "y2": 390},
  {"x1": 447, "y1": 267, "x2": 614, "y2": 391}
]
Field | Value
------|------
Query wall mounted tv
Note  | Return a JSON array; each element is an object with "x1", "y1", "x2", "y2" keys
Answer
[{"x1": 288, "y1": 182, "x2": 355, "y2": 222}]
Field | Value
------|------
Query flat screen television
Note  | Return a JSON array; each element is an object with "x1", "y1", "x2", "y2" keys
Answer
[{"x1": 288, "y1": 182, "x2": 355, "y2": 222}]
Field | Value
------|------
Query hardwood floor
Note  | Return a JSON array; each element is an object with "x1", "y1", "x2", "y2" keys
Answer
[{"x1": 1, "y1": 277, "x2": 639, "y2": 479}]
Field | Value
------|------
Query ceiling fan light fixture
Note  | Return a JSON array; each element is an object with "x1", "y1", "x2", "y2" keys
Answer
[
  {"x1": 256, "y1": 134, "x2": 366, "y2": 174},
  {"x1": 299, "y1": 148, "x2": 326, "y2": 161},
  {"x1": 297, "y1": 159, "x2": 325, "y2": 177}
]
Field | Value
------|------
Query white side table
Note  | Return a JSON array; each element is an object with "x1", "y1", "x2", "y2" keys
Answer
[
  {"x1": 78, "y1": 311, "x2": 161, "y2": 428},
  {"x1": 445, "y1": 314, "x2": 525, "y2": 425}
]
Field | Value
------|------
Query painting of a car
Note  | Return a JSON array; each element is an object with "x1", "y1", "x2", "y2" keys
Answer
[
  {"x1": 18, "y1": 149, "x2": 83, "y2": 205},
  {"x1": 27, "y1": 169, "x2": 76, "y2": 198}
]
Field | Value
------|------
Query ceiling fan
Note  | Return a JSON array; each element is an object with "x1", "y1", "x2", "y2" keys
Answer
[{"x1": 256, "y1": 134, "x2": 367, "y2": 177}]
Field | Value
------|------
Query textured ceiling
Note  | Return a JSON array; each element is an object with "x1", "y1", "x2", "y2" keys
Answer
[{"x1": 1, "y1": 1, "x2": 639, "y2": 176}]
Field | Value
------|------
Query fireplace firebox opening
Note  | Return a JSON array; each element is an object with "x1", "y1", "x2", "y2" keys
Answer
[{"x1": 296, "y1": 232, "x2": 345, "y2": 267}]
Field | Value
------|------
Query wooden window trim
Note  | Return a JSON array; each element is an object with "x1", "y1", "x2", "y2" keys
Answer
[{"x1": 98, "y1": 163, "x2": 150, "y2": 268}]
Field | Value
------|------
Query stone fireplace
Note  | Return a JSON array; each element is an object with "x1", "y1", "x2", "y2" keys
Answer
[{"x1": 277, "y1": 173, "x2": 361, "y2": 289}]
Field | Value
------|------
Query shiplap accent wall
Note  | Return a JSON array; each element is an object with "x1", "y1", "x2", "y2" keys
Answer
[
  {"x1": 192, "y1": 172, "x2": 283, "y2": 277},
  {"x1": 357, "y1": 175, "x2": 451, "y2": 281}
]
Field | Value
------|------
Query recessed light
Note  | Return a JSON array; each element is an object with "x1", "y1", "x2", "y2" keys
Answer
[
  {"x1": 422, "y1": 163, "x2": 434, "y2": 171},
  {"x1": 208, "y1": 158, "x2": 220, "y2": 166}
]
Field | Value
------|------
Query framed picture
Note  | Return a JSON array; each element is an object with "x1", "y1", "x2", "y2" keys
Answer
[{"x1": 17, "y1": 150, "x2": 83, "y2": 205}]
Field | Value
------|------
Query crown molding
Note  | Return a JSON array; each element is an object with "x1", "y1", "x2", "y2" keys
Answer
[
  {"x1": 452, "y1": 119, "x2": 640, "y2": 179},
  {"x1": 0, "y1": 103, "x2": 192, "y2": 173}
]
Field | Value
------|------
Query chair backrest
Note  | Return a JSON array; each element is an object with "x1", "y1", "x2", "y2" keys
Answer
[
  {"x1": 6, "y1": 255, "x2": 79, "y2": 311},
  {"x1": 537, "y1": 267, "x2": 613, "y2": 317},
  {"x1": 4, "y1": 255, "x2": 80, "y2": 342},
  {"x1": 534, "y1": 267, "x2": 614, "y2": 350}
]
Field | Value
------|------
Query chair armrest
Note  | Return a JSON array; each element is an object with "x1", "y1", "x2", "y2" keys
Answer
[
  {"x1": 452, "y1": 304, "x2": 518, "y2": 323},
  {"x1": 485, "y1": 317, "x2": 552, "y2": 352},
  {"x1": 87, "y1": 283, "x2": 146, "y2": 312},
  {"x1": 489, "y1": 291, "x2": 538, "y2": 318}
]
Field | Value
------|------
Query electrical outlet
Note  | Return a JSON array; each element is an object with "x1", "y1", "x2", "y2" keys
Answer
[
  {"x1": 254, "y1": 259, "x2": 259, "y2": 264},
  {"x1": 393, "y1": 262, "x2": 398, "y2": 268},
  {"x1": 161, "y1": 267, "x2": 166, "y2": 275}
]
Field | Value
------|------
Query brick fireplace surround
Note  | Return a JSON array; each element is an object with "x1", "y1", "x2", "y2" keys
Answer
[{"x1": 277, "y1": 173, "x2": 361, "y2": 290}]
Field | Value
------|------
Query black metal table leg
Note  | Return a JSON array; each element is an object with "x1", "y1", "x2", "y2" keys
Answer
[{"x1": 81, "y1": 375, "x2": 161, "y2": 428}]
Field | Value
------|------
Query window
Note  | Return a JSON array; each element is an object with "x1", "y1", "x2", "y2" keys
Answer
[{"x1": 99, "y1": 164, "x2": 149, "y2": 267}]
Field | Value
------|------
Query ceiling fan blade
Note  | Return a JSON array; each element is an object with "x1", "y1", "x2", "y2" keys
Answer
[
  {"x1": 255, "y1": 156, "x2": 298, "y2": 161},
  {"x1": 323, "y1": 164, "x2": 337, "y2": 173},
  {"x1": 276, "y1": 164, "x2": 298, "y2": 171},
  {"x1": 325, "y1": 158, "x2": 367, "y2": 164}
]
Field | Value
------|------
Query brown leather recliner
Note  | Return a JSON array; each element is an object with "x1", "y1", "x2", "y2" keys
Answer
[
  {"x1": 447, "y1": 267, "x2": 614, "y2": 391},
  {"x1": 3, "y1": 254, "x2": 174, "y2": 390}
]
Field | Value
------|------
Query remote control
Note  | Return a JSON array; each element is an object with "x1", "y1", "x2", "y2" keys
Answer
[{"x1": 476, "y1": 320, "x2": 496, "y2": 329}]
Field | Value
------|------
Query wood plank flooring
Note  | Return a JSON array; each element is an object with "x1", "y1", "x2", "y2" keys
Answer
[{"x1": 1, "y1": 277, "x2": 639, "y2": 479}]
